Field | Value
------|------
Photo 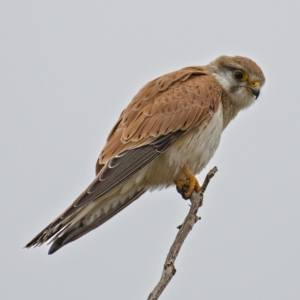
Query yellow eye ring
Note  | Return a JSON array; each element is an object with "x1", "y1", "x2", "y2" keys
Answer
[{"x1": 233, "y1": 70, "x2": 248, "y2": 81}]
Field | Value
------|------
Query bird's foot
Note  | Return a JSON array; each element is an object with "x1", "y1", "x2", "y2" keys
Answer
[{"x1": 174, "y1": 166, "x2": 201, "y2": 199}]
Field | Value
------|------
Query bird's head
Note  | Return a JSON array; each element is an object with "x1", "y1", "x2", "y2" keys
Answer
[{"x1": 206, "y1": 55, "x2": 265, "y2": 111}]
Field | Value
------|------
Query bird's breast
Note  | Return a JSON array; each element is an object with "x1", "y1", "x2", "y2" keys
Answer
[{"x1": 132, "y1": 104, "x2": 224, "y2": 190}]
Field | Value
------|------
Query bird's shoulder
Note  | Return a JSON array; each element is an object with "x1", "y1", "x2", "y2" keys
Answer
[{"x1": 97, "y1": 66, "x2": 222, "y2": 168}]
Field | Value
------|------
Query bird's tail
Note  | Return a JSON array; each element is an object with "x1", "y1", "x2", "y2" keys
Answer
[{"x1": 25, "y1": 187, "x2": 146, "y2": 254}]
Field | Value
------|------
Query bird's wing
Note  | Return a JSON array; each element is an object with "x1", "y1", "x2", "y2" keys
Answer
[
  {"x1": 98, "y1": 66, "x2": 221, "y2": 165},
  {"x1": 25, "y1": 66, "x2": 222, "y2": 248}
]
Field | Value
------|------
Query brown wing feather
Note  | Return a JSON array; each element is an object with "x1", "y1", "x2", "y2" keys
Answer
[{"x1": 98, "y1": 67, "x2": 222, "y2": 165}]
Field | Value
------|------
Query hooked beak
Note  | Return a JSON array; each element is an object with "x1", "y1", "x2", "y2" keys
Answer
[{"x1": 247, "y1": 81, "x2": 260, "y2": 99}]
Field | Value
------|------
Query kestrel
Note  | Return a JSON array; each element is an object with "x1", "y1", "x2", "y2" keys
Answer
[{"x1": 25, "y1": 55, "x2": 265, "y2": 254}]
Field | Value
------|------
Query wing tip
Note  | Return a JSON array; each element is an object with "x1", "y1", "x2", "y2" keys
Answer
[{"x1": 48, "y1": 241, "x2": 62, "y2": 255}]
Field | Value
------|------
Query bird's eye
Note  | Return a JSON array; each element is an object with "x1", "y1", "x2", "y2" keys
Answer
[{"x1": 233, "y1": 70, "x2": 248, "y2": 81}]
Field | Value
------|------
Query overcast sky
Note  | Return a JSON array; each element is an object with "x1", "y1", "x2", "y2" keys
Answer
[{"x1": 1, "y1": 1, "x2": 300, "y2": 299}]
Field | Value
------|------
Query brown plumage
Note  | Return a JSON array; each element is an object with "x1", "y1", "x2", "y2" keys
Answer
[
  {"x1": 25, "y1": 55, "x2": 265, "y2": 254},
  {"x1": 99, "y1": 67, "x2": 221, "y2": 163}
]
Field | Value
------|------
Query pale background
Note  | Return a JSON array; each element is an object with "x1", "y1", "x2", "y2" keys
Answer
[{"x1": 1, "y1": 1, "x2": 299, "y2": 299}]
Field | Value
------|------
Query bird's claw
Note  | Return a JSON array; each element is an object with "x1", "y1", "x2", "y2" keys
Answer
[{"x1": 174, "y1": 166, "x2": 201, "y2": 199}]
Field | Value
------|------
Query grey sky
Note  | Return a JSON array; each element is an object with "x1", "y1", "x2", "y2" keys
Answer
[{"x1": 1, "y1": 1, "x2": 300, "y2": 299}]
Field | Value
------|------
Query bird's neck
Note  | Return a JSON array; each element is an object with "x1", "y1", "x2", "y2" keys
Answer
[{"x1": 221, "y1": 94, "x2": 239, "y2": 130}]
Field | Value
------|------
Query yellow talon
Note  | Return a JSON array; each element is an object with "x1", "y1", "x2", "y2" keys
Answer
[{"x1": 174, "y1": 166, "x2": 201, "y2": 199}]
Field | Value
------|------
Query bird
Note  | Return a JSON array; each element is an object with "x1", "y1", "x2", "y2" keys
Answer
[{"x1": 25, "y1": 55, "x2": 265, "y2": 254}]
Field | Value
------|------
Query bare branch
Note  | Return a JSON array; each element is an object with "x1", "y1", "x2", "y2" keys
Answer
[{"x1": 147, "y1": 167, "x2": 218, "y2": 300}]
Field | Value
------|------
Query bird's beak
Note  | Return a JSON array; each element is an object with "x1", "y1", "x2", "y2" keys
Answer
[{"x1": 247, "y1": 81, "x2": 260, "y2": 99}]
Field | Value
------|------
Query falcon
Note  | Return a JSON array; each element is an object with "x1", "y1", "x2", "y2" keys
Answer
[{"x1": 25, "y1": 55, "x2": 265, "y2": 254}]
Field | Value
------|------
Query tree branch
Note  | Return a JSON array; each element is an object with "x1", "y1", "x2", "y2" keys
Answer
[{"x1": 147, "y1": 166, "x2": 218, "y2": 300}]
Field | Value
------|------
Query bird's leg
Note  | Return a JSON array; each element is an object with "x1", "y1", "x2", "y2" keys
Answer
[{"x1": 174, "y1": 165, "x2": 201, "y2": 199}]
